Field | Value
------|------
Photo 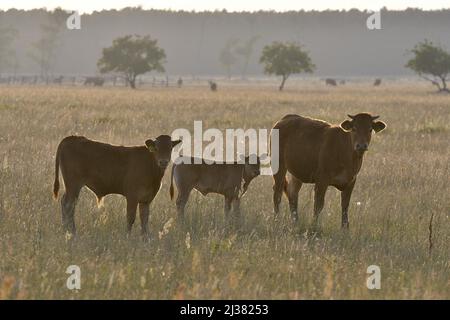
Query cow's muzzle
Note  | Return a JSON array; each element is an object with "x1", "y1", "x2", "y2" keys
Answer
[
  {"x1": 158, "y1": 160, "x2": 169, "y2": 169},
  {"x1": 355, "y1": 143, "x2": 368, "y2": 152}
]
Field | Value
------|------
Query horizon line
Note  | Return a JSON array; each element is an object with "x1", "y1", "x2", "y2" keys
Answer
[{"x1": 1, "y1": 6, "x2": 450, "y2": 14}]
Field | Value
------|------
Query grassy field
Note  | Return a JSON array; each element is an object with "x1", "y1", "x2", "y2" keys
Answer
[{"x1": 0, "y1": 83, "x2": 449, "y2": 299}]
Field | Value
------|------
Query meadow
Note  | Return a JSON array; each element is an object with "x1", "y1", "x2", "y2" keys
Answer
[{"x1": 0, "y1": 82, "x2": 449, "y2": 299}]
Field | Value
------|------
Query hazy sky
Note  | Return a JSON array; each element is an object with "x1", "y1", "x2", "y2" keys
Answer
[{"x1": 0, "y1": 0, "x2": 449, "y2": 13}]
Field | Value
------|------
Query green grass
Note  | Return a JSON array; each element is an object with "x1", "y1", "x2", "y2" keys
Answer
[{"x1": 0, "y1": 84, "x2": 449, "y2": 299}]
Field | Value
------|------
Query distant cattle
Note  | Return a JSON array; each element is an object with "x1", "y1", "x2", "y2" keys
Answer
[
  {"x1": 339, "y1": 79, "x2": 346, "y2": 85},
  {"x1": 271, "y1": 113, "x2": 386, "y2": 229},
  {"x1": 177, "y1": 77, "x2": 183, "y2": 88},
  {"x1": 374, "y1": 79, "x2": 382, "y2": 86},
  {"x1": 209, "y1": 81, "x2": 217, "y2": 91},
  {"x1": 325, "y1": 78, "x2": 337, "y2": 86},
  {"x1": 169, "y1": 156, "x2": 261, "y2": 219},
  {"x1": 53, "y1": 76, "x2": 64, "y2": 85},
  {"x1": 53, "y1": 135, "x2": 181, "y2": 236},
  {"x1": 84, "y1": 76, "x2": 105, "y2": 87},
  {"x1": 69, "y1": 76, "x2": 77, "y2": 85}
]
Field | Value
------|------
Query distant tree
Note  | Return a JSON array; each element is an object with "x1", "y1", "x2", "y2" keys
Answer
[
  {"x1": 235, "y1": 35, "x2": 260, "y2": 79},
  {"x1": 0, "y1": 26, "x2": 18, "y2": 74},
  {"x1": 260, "y1": 42, "x2": 315, "y2": 91},
  {"x1": 219, "y1": 38, "x2": 239, "y2": 79},
  {"x1": 406, "y1": 40, "x2": 450, "y2": 92},
  {"x1": 29, "y1": 8, "x2": 68, "y2": 78},
  {"x1": 98, "y1": 35, "x2": 166, "y2": 89}
]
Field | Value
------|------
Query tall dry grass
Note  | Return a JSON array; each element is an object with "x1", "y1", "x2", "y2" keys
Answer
[{"x1": 0, "y1": 83, "x2": 448, "y2": 299}]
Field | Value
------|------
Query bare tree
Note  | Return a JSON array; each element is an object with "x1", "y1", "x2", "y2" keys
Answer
[
  {"x1": 29, "y1": 8, "x2": 68, "y2": 78},
  {"x1": 235, "y1": 35, "x2": 260, "y2": 79},
  {"x1": 0, "y1": 25, "x2": 18, "y2": 75},
  {"x1": 219, "y1": 38, "x2": 239, "y2": 79}
]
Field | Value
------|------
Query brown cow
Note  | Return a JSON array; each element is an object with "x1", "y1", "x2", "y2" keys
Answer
[
  {"x1": 53, "y1": 135, "x2": 181, "y2": 236},
  {"x1": 84, "y1": 76, "x2": 105, "y2": 87},
  {"x1": 325, "y1": 78, "x2": 337, "y2": 86},
  {"x1": 271, "y1": 113, "x2": 386, "y2": 229},
  {"x1": 209, "y1": 81, "x2": 218, "y2": 91},
  {"x1": 169, "y1": 155, "x2": 261, "y2": 219}
]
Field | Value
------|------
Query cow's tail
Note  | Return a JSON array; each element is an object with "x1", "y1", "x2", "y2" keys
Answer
[
  {"x1": 169, "y1": 165, "x2": 175, "y2": 200},
  {"x1": 53, "y1": 145, "x2": 61, "y2": 200}
]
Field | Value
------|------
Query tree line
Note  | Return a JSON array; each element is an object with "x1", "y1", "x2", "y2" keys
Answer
[
  {"x1": 1, "y1": 7, "x2": 450, "y2": 77},
  {"x1": 0, "y1": 8, "x2": 449, "y2": 91}
]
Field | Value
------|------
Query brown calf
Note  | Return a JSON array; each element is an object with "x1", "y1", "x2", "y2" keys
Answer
[
  {"x1": 271, "y1": 113, "x2": 386, "y2": 229},
  {"x1": 53, "y1": 135, "x2": 181, "y2": 235},
  {"x1": 169, "y1": 156, "x2": 261, "y2": 219}
]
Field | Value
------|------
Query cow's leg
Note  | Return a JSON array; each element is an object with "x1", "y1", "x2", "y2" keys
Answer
[
  {"x1": 139, "y1": 202, "x2": 150, "y2": 237},
  {"x1": 224, "y1": 196, "x2": 232, "y2": 218},
  {"x1": 272, "y1": 166, "x2": 287, "y2": 215},
  {"x1": 341, "y1": 181, "x2": 355, "y2": 230},
  {"x1": 231, "y1": 197, "x2": 241, "y2": 217},
  {"x1": 176, "y1": 188, "x2": 192, "y2": 221},
  {"x1": 312, "y1": 183, "x2": 328, "y2": 229},
  {"x1": 126, "y1": 198, "x2": 138, "y2": 235},
  {"x1": 61, "y1": 186, "x2": 81, "y2": 235},
  {"x1": 286, "y1": 172, "x2": 302, "y2": 222}
]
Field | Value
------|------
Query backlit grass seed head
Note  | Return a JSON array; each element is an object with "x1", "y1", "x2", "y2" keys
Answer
[
  {"x1": 159, "y1": 217, "x2": 174, "y2": 239},
  {"x1": 185, "y1": 232, "x2": 191, "y2": 250},
  {"x1": 2, "y1": 156, "x2": 8, "y2": 170},
  {"x1": 65, "y1": 231, "x2": 73, "y2": 242}
]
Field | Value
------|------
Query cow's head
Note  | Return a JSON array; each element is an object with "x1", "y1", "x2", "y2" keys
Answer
[
  {"x1": 340, "y1": 113, "x2": 386, "y2": 154},
  {"x1": 145, "y1": 135, "x2": 182, "y2": 169},
  {"x1": 242, "y1": 154, "x2": 263, "y2": 179}
]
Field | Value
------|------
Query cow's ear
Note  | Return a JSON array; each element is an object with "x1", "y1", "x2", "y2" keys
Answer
[
  {"x1": 172, "y1": 139, "x2": 182, "y2": 148},
  {"x1": 372, "y1": 121, "x2": 386, "y2": 133},
  {"x1": 145, "y1": 139, "x2": 157, "y2": 152},
  {"x1": 340, "y1": 120, "x2": 353, "y2": 132}
]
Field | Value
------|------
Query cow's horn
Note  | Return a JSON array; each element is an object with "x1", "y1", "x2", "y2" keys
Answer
[
  {"x1": 372, "y1": 115, "x2": 380, "y2": 120},
  {"x1": 347, "y1": 114, "x2": 355, "y2": 119}
]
